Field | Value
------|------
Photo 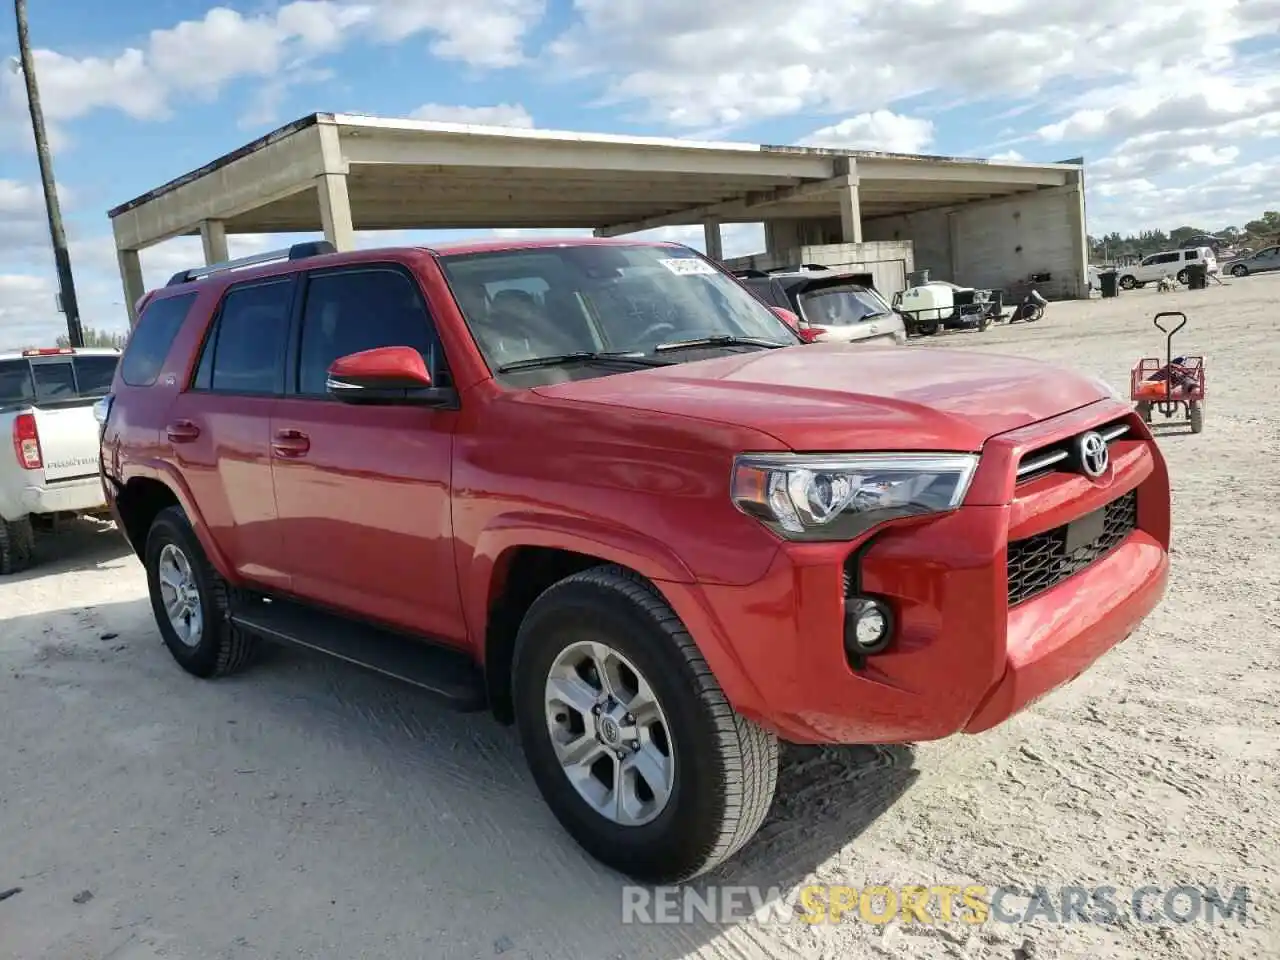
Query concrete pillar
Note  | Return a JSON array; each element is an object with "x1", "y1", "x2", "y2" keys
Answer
[
  {"x1": 702, "y1": 219, "x2": 724, "y2": 261},
  {"x1": 833, "y1": 158, "x2": 863, "y2": 243},
  {"x1": 117, "y1": 248, "x2": 145, "y2": 328},
  {"x1": 1066, "y1": 169, "x2": 1090, "y2": 298},
  {"x1": 838, "y1": 180, "x2": 863, "y2": 243},
  {"x1": 199, "y1": 219, "x2": 229, "y2": 265},
  {"x1": 316, "y1": 172, "x2": 355, "y2": 251}
]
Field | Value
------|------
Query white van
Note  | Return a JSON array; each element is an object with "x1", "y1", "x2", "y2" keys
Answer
[{"x1": 1118, "y1": 247, "x2": 1218, "y2": 289}]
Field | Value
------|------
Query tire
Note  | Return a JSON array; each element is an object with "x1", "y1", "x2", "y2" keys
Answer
[
  {"x1": 512, "y1": 565, "x2": 779, "y2": 883},
  {"x1": 1177, "y1": 269, "x2": 1189, "y2": 285},
  {"x1": 1189, "y1": 403, "x2": 1203, "y2": 434},
  {"x1": 144, "y1": 505, "x2": 256, "y2": 678},
  {"x1": 1135, "y1": 401, "x2": 1152, "y2": 424},
  {"x1": 1231, "y1": 265, "x2": 1248, "y2": 278},
  {"x1": 978, "y1": 312, "x2": 992, "y2": 332},
  {"x1": 0, "y1": 515, "x2": 36, "y2": 575},
  {"x1": 1119, "y1": 275, "x2": 1137, "y2": 290},
  {"x1": 916, "y1": 322, "x2": 939, "y2": 336}
]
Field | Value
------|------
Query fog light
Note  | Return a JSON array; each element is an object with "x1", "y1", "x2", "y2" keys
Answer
[{"x1": 844, "y1": 596, "x2": 893, "y2": 657}]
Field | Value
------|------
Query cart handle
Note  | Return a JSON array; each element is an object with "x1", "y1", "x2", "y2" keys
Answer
[{"x1": 1153, "y1": 311, "x2": 1187, "y2": 336}]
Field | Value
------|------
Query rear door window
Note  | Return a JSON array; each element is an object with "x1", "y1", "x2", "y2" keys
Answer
[
  {"x1": 194, "y1": 279, "x2": 294, "y2": 395},
  {"x1": 121, "y1": 293, "x2": 198, "y2": 387}
]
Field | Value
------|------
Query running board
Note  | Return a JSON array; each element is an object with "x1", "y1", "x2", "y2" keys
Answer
[{"x1": 229, "y1": 596, "x2": 487, "y2": 711}]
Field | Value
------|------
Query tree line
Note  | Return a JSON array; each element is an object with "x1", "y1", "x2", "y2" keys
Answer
[{"x1": 1089, "y1": 211, "x2": 1279, "y2": 262}]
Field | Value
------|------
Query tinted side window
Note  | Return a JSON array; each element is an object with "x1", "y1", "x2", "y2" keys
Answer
[
  {"x1": 121, "y1": 293, "x2": 197, "y2": 386},
  {"x1": 205, "y1": 280, "x2": 293, "y2": 395},
  {"x1": 296, "y1": 268, "x2": 444, "y2": 397}
]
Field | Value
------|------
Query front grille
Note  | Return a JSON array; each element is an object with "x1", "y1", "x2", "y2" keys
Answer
[
  {"x1": 1016, "y1": 418, "x2": 1130, "y2": 483},
  {"x1": 1006, "y1": 491, "x2": 1138, "y2": 606}
]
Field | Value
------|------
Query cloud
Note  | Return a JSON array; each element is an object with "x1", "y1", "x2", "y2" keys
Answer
[
  {"x1": 408, "y1": 103, "x2": 535, "y2": 127},
  {"x1": 546, "y1": 0, "x2": 1280, "y2": 130},
  {"x1": 0, "y1": 0, "x2": 549, "y2": 149},
  {"x1": 801, "y1": 111, "x2": 935, "y2": 153}
]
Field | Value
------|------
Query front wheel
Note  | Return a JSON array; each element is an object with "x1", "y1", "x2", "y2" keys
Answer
[
  {"x1": 144, "y1": 506, "x2": 256, "y2": 678},
  {"x1": 1119, "y1": 275, "x2": 1138, "y2": 290},
  {"x1": 1231, "y1": 265, "x2": 1248, "y2": 278},
  {"x1": 512, "y1": 566, "x2": 778, "y2": 883}
]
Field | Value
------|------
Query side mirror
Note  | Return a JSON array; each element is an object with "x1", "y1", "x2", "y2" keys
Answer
[{"x1": 326, "y1": 346, "x2": 457, "y2": 407}]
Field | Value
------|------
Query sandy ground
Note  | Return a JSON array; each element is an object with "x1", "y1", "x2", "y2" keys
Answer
[{"x1": 1, "y1": 274, "x2": 1278, "y2": 960}]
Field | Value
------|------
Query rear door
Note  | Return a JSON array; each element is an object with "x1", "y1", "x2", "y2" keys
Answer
[
  {"x1": 164, "y1": 277, "x2": 295, "y2": 590},
  {"x1": 0, "y1": 352, "x2": 120, "y2": 483}
]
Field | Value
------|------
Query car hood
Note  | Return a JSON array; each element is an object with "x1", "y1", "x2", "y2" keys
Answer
[{"x1": 531, "y1": 343, "x2": 1111, "y2": 451}]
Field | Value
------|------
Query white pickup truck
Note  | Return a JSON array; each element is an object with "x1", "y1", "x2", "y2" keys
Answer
[{"x1": 0, "y1": 347, "x2": 121, "y2": 574}]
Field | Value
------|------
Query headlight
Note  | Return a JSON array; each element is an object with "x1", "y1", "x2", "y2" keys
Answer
[{"x1": 730, "y1": 453, "x2": 979, "y2": 541}]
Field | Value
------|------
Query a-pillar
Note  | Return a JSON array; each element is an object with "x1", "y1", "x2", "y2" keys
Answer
[
  {"x1": 316, "y1": 172, "x2": 355, "y2": 251},
  {"x1": 834, "y1": 158, "x2": 863, "y2": 243},
  {"x1": 117, "y1": 248, "x2": 146, "y2": 328},
  {"x1": 703, "y1": 219, "x2": 724, "y2": 261},
  {"x1": 199, "y1": 219, "x2": 229, "y2": 265}
]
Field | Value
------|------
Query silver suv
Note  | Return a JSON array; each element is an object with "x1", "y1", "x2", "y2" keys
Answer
[{"x1": 734, "y1": 266, "x2": 907, "y2": 346}]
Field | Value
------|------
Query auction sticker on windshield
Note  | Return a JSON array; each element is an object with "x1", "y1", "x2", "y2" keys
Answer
[{"x1": 658, "y1": 258, "x2": 718, "y2": 275}]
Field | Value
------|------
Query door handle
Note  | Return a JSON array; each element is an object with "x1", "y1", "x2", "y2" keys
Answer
[
  {"x1": 272, "y1": 429, "x2": 310, "y2": 458},
  {"x1": 166, "y1": 420, "x2": 200, "y2": 443}
]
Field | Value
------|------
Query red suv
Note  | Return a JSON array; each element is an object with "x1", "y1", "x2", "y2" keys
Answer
[{"x1": 99, "y1": 238, "x2": 1171, "y2": 882}]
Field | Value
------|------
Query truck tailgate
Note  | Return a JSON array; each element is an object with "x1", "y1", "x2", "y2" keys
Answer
[{"x1": 32, "y1": 401, "x2": 102, "y2": 482}]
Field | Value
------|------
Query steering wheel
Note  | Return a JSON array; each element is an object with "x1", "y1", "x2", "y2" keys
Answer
[{"x1": 635, "y1": 321, "x2": 677, "y2": 343}]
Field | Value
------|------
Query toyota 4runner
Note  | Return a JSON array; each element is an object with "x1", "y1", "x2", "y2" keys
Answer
[{"x1": 99, "y1": 238, "x2": 1171, "y2": 883}]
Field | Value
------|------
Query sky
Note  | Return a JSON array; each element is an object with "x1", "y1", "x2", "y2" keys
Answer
[{"x1": 1, "y1": 0, "x2": 1277, "y2": 348}]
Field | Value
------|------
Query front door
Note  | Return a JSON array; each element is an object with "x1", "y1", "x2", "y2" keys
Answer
[
  {"x1": 166, "y1": 276, "x2": 296, "y2": 590},
  {"x1": 269, "y1": 263, "x2": 466, "y2": 646}
]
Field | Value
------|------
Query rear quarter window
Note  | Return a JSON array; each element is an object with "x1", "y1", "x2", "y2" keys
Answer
[{"x1": 121, "y1": 292, "x2": 199, "y2": 387}]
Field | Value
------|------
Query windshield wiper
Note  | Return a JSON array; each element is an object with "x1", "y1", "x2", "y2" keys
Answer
[
  {"x1": 496, "y1": 351, "x2": 673, "y2": 373},
  {"x1": 653, "y1": 335, "x2": 790, "y2": 353}
]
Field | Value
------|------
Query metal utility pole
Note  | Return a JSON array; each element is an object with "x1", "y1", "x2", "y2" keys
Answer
[{"x1": 14, "y1": 0, "x2": 83, "y2": 347}]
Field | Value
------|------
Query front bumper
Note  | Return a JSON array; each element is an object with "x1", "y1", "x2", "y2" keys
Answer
[{"x1": 659, "y1": 405, "x2": 1171, "y2": 745}]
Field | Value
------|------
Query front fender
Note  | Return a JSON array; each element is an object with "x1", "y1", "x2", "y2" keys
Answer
[
  {"x1": 466, "y1": 510, "x2": 767, "y2": 717},
  {"x1": 121, "y1": 459, "x2": 238, "y2": 583}
]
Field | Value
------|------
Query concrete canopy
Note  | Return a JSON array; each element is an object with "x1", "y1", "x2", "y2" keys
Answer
[{"x1": 107, "y1": 112, "x2": 1079, "y2": 319}]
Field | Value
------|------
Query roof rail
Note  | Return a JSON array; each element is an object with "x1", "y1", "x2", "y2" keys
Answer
[
  {"x1": 765, "y1": 263, "x2": 830, "y2": 274},
  {"x1": 165, "y1": 240, "x2": 337, "y2": 287}
]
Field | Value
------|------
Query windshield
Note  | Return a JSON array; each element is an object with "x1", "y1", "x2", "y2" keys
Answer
[
  {"x1": 797, "y1": 285, "x2": 894, "y2": 326},
  {"x1": 0, "y1": 355, "x2": 119, "y2": 408},
  {"x1": 437, "y1": 244, "x2": 797, "y2": 375}
]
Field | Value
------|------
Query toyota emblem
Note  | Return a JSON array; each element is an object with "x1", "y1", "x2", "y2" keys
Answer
[{"x1": 1076, "y1": 431, "x2": 1109, "y2": 478}]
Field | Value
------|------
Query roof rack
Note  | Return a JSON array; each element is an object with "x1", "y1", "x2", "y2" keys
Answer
[{"x1": 165, "y1": 240, "x2": 336, "y2": 286}]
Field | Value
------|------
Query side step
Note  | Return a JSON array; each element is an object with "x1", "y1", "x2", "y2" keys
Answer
[{"x1": 229, "y1": 596, "x2": 488, "y2": 712}]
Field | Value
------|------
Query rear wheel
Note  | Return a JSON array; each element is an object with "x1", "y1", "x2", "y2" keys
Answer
[
  {"x1": 1189, "y1": 403, "x2": 1204, "y2": 434},
  {"x1": 144, "y1": 506, "x2": 256, "y2": 678},
  {"x1": 1177, "y1": 269, "x2": 1189, "y2": 285},
  {"x1": 0, "y1": 515, "x2": 35, "y2": 575},
  {"x1": 512, "y1": 565, "x2": 778, "y2": 883}
]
